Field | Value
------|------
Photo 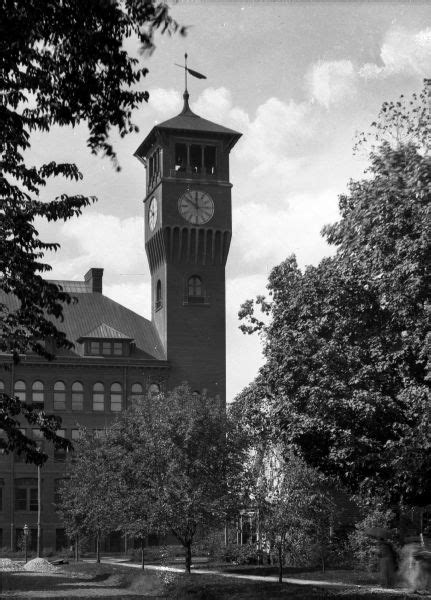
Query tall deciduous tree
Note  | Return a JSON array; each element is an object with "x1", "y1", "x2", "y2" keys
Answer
[
  {"x1": 106, "y1": 385, "x2": 247, "y2": 573},
  {"x1": 261, "y1": 454, "x2": 335, "y2": 581},
  {"x1": 0, "y1": 0, "x2": 185, "y2": 462},
  {"x1": 57, "y1": 429, "x2": 119, "y2": 562},
  {"x1": 236, "y1": 82, "x2": 431, "y2": 506}
]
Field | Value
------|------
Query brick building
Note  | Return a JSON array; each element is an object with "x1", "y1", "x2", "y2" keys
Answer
[{"x1": 0, "y1": 90, "x2": 241, "y2": 551}]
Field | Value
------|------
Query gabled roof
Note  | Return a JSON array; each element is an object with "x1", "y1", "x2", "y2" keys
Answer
[
  {"x1": 77, "y1": 322, "x2": 133, "y2": 342},
  {"x1": 0, "y1": 281, "x2": 165, "y2": 362},
  {"x1": 134, "y1": 92, "x2": 242, "y2": 159}
]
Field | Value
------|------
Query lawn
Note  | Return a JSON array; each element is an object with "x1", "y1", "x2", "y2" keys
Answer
[{"x1": 0, "y1": 560, "x2": 425, "y2": 600}]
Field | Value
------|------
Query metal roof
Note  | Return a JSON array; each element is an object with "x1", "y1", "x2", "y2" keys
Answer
[
  {"x1": 78, "y1": 322, "x2": 134, "y2": 341},
  {"x1": 134, "y1": 92, "x2": 242, "y2": 159},
  {"x1": 0, "y1": 286, "x2": 165, "y2": 361}
]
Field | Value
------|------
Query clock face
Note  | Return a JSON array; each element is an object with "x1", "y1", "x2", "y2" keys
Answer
[
  {"x1": 178, "y1": 190, "x2": 214, "y2": 225},
  {"x1": 148, "y1": 197, "x2": 158, "y2": 231}
]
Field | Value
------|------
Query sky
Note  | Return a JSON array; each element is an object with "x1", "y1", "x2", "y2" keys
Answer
[{"x1": 30, "y1": 1, "x2": 431, "y2": 401}]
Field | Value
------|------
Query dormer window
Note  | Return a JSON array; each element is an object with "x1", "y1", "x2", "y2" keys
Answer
[
  {"x1": 87, "y1": 340, "x2": 125, "y2": 356},
  {"x1": 78, "y1": 323, "x2": 133, "y2": 357}
]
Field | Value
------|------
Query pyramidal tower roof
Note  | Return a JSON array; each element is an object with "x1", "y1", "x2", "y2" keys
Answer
[
  {"x1": 134, "y1": 90, "x2": 242, "y2": 159},
  {"x1": 157, "y1": 90, "x2": 241, "y2": 136}
]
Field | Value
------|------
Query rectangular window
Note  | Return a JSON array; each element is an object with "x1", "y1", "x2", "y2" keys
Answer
[
  {"x1": 54, "y1": 429, "x2": 66, "y2": 462},
  {"x1": 53, "y1": 391, "x2": 66, "y2": 411},
  {"x1": 90, "y1": 341, "x2": 100, "y2": 355},
  {"x1": 71, "y1": 391, "x2": 83, "y2": 411},
  {"x1": 175, "y1": 143, "x2": 187, "y2": 172},
  {"x1": 110, "y1": 395, "x2": 122, "y2": 412},
  {"x1": 113, "y1": 342, "x2": 123, "y2": 355},
  {"x1": 29, "y1": 488, "x2": 38, "y2": 512},
  {"x1": 204, "y1": 145, "x2": 216, "y2": 174},
  {"x1": 93, "y1": 393, "x2": 104, "y2": 411},
  {"x1": 0, "y1": 428, "x2": 7, "y2": 455},
  {"x1": 15, "y1": 488, "x2": 27, "y2": 511},
  {"x1": 102, "y1": 341, "x2": 112, "y2": 355},
  {"x1": 190, "y1": 144, "x2": 202, "y2": 173}
]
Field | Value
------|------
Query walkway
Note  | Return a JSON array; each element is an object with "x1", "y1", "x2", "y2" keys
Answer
[{"x1": 98, "y1": 558, "x2": 370, "y2": 590}]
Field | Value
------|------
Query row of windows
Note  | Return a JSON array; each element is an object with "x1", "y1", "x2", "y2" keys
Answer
[
  {"x1": 174, "y1": 143, "x2": 216, "y2": 175},
  {"x1": 87, "y1": 341, "x2": 125, "y2": 356},
  {"x1": 0, "y1": 381, "x2": 160, "y2": 412}
]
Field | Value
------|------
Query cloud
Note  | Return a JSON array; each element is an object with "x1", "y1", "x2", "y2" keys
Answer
[
  {"x1": 359, "y1": 27, "x2": 431, "y2": 80},
  {"x1": 306, "y1": 60, "x2": 357, "y2": 108},
  {"x1": 43, "y1": 213, "x2": 147, "y2": 281},
  {"x1": 148, "y1": 88, "x2": 182, "y2": 117},
  {"x1": 239, "y1": 97, "x2": 312, "y2": 166},
  {"x1": 226, "y1": 273, "x2": 268, "y2": 400},
  {"x1": 105, "y1": 281, "x2": 151, "y2": 317},
  {"x1": 191, "y1": 87, "x2": 249, "y2": 131}
]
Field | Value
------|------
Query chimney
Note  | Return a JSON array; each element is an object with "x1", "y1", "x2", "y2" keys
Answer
[{"x1": 84, "y1": 268, "x2": 104, "y2": 293}]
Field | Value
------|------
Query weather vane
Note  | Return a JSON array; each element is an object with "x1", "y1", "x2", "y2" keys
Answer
[{"x1": 175, "y1": 53, "x2": 207, "y2": 92}]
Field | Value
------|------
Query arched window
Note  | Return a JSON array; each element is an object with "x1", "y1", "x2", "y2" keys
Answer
[
  {"x1": 92, "y1": 383, "x2": 104, "y2": 411},
  {"x1": 71, "y1": 382, "x2": 84, "y2": 411},
  {"x1": 53, "y1": 381, "x2": 66, "y2": 411},
  {"x1": 187, "y1": 275, "x2": 205, "y2": 303},
  {"x1": 14, "y1": 380, "x2": 26, "y2": 402},
  {"x1": 131, "y1": 383, "x2": 144, "y2": 402},
  {"x1": 156, "y1": 279, "x2": 162, "y2": 310},
  {"x1": 110, "y1": 383, "x2": 122, "y2": 412},
  {"x1": 148, "y1": 383, "x2": 160, "y2": 398},
  {"x1": 32, "y1": 381, "x2": 44, "y2": 408}
]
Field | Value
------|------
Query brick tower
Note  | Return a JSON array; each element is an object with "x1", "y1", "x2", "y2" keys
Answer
[{"x1": 134, "y1": 89, "x2": 241, "y2": 403}]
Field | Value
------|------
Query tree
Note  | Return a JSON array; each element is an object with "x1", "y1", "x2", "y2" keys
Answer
[
  {"x1": 261, "y1": 454, "x2": 335, "y2": 582},
  {"x1": 57, "y1": 429, "x2": 119, "y2": 562},
  {"x1": 107, "y1": 385, "x2": 247, "y2": 573},
  {"x1": 1, "y1": 0, "x2": 185, "y2": 462},
  {"x1": 107, "y1": 395, "x2": 172, "y2": 570},
  {"x1": 236, "y1": 82, "x2": 431, "y2": 505}
]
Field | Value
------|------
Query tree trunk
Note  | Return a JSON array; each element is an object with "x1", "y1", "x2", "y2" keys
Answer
[
  {"x1": 321, "y1": 550, "x2": 326, "y2": 573},
  {"x1": 278, "y1": 543, "x2": 283, "y2": 583},
  {"x1": 96, "y1": 531, "x2": 100, "y2": 563},
  {"x1": 185, "y1": 541, "x2": 192, "y2": 573},
  {"x1": 75, "y1": 537, "x2": 79, "y2": 562},
  {"x1": 141, "y1": 539, "x2": 145, "y2": 570}
]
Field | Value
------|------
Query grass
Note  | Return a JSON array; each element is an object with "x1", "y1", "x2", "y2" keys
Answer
[{"x1": 0, "y1": 559, "x2": 425, "y2": 600}]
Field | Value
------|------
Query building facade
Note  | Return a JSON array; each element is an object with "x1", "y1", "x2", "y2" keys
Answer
[{"x1": 0, "y1": 91, "x2": 241, "y2": 551}]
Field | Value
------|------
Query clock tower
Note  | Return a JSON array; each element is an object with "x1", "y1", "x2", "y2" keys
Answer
[{"x1": 134, "y1": 90, "x2": 241, "y2": 403}]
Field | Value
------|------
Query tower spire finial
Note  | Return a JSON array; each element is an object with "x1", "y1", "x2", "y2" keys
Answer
[{"x1": 174, "y1": 54, "x2": 207, "y2": 112}]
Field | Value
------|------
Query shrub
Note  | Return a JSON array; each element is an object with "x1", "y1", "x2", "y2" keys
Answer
[
  {"x1": 348, "y1": 500, "x2": 395, "y2": 571},
  {"x1": 222, "y1": 543, "x2": 258, "y2": 565}
]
